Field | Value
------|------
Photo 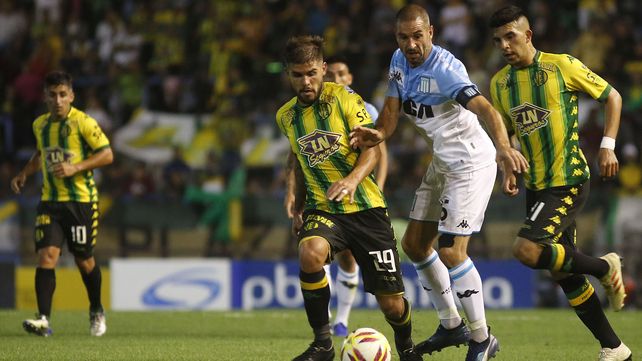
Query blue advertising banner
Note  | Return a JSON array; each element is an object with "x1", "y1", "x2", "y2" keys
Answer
[{"x1": 232, "y1": 259, "x2": 534, "y2": 310}]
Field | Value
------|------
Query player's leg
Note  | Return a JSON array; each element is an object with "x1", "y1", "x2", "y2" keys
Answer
[
  {"x1": 332, "y1": 249, "x2": 358, "y2": 336},
  {"x1": 436, "y1": 164, "x2": 498, "y2": 361},
  {"x1": 24, "y1": 202, "x2": 64, "y2": 337},
  {"x1": 350, "y1": 207, "x2": 420, "y2": 361},
  {"x1": 292, "y1": 211, "x2": 339, "y2": 361},
  {"x1": 512, "y1": 182, "x2": 626, "y2": 310},
  {"x1": 553, "y1": 271, "x2": 630, "y2": 360},
  {"x1": 404, "y1": 163, "x2": 467, "y2": 355},
  {"x1": 68, "y1": 202, "x2": 106, "y2": 336}
]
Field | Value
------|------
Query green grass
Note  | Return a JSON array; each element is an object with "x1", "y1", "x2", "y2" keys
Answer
[{"x1": 0, "y1": 309, "x2": 639, "y2": 360}]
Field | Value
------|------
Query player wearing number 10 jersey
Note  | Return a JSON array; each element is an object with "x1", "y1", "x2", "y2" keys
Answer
[{"x1": 11, "y1": 71, "x2": 113, "y2": 338}]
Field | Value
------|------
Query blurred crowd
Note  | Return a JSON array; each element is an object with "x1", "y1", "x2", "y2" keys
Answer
[{"x1": 1, "y1": 0, "x2": 642, "y2": 221}]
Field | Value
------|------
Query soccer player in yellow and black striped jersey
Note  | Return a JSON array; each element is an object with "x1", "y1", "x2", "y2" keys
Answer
[
  {"x1": 489, "y1": 6, "x2": 631, "y2": 360},
  {"x1": 11, "y1": 71, "x2": 113, "y2": 338},
  {"x1": 278, "y1": 35, "x2": 420, "y2": 361}
]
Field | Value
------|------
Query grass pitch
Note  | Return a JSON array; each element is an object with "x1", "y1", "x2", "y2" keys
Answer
[{"x1": 0, "y1": 309, "x2": 639, "y2": 360}]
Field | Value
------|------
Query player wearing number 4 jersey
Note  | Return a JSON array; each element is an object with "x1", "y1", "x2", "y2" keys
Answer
[
  {"x1": 350, "y1": 4, "x2": 528, "y2": 361},
  {"x1": 489, "y1": 5, "x2": 631, "y2": 361},
  {"x1": 277, "y1": 35, "x2": 422, "y2": 361},
  {"x1": 11, "y1": 71, "x2": 113, "y2": 337}
]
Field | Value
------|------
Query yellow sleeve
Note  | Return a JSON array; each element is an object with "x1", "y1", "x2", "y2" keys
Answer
[
  {"x1": 338, "y1": 86, "x2": 373, "y2": 129},
  {"x1": 558, "y1": 54, "x2": 612, "y2": 102},
  {"x1": 80, "y1": 115, "x2": 110, "y2": 151},
  {"x1": 275, "y1": 107, "x2": 287, "y2": 136},
  {"x1": 490, "y1": 73, "x2": 514, "y2": 135}
]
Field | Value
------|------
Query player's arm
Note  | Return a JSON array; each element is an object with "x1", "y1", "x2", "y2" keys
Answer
[
  {"x1": 284, "y1": 152, "x2": 297, "y2": 219},
  {"x1": 327, "y1": 144, "x2": 380, "y2": 204},
  {"x1": 291, "y1": 150, "x2": 306, "y2": 235},
  {"x1": 465, "y1": 94, "x2": 529, "y2": 174},
  {"x1": 52, "y1": 147, "x2": 113, "y2": 178},
  {"x1": 599, "y1": 87, "x2": 622, "y2": 178},
  {"x1": 11, "y1": 151, "x2": 41, "y2": 194},
  {"x1": 376, "y1": 141, "x2": 388, "y2": 190}
]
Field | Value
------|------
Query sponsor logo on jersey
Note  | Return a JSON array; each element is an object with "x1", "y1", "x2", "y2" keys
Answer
[
  {"x1": 44, "y1": 146, "x2": 74, "y2": 172},
  {"x1": 510, "y1": 102, "x2": 551, "y2": 136},
  {"x1": 297, "y1": 129, "x2": 342, "y2": 167},
  {"x1": 402, "y1": 99, "x2": 434, "y2": 119}
]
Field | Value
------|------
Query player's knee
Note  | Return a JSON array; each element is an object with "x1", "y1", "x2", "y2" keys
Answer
[
  {"x1": 298, "y1": 239, "x2": 329, "y2": 272},
  {"x1": 376, "y1": 295, "x2": 404, "y2": 319},
  {"x1": 512, "y1": 238, "x2": 538, "y2": 267},
  {"x1": 37, "y1": 247, "x2": 59, "y2": 268},
  {"x1": 436, "y1": 234, "x2": 465, "y2": 266}
]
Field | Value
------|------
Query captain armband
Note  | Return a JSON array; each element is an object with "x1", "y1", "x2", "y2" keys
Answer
[{"x1": 455, "y1": 86, "x2": 482, "y2": 107}]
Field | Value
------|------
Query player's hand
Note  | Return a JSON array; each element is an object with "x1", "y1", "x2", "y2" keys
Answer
[
  {"x1": 10, "y1": 173, "x2": 27, "y2": 194},
  {"x1": 497, "y1": 147, "x2": 529, "y2": 174},
  {"x1": 598, "y1": 148, "x2": 619, "y2": 178},
  {"x1": 291, "y1": 210, "x2": 304, "y2": 236},
  {"x1": 284, "y1": 191, "x2": 296, "y2": 219},
  {"x1": 52, "y1": 163, "x2": 79, "y2": 178},
  {"x1": 502, "y1": 172, "x2": 519, "y2": 197},
  {"x1": 327, "y1": 179, "x2": 357, "y2": 203},
  {"x1": 349, "y1": 125, "x2": 384, "y2": 149}
]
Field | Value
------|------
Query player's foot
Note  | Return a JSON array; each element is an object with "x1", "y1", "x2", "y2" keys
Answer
[
  {"x1": 415, "y1": 320, "x2": 470, "y2": 355},
  {"x1": 599, "y1": 342, "x2": 632, "y2": 361},
  {"x1": 465, "y1": 330, "x2": 499, "y2": 361},
  {"x1": 292, "y1": 341, "x2": 334, "y2": 361},
  {"x1": 90, "y1": 311, "x2": 107, "y2": 336},
  {"x1": 332, "y1": 322, "x2": 348, "y2": 337},
  {"x1": 398, "y1": 346, "x2": 423, "y2": 361},
  {"x1": 23, "y1": 314, "x2": 52, "y2": 337},
  {"x1": 599, "y1": 253, "x2": 626, "y2": 311}
]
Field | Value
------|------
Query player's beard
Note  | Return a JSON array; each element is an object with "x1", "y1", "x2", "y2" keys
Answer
[{"x1": 297, "y1": 84, "x2": 321, "y2": 106}]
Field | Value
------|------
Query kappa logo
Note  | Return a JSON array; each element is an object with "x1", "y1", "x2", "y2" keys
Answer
[
  {"x1": 297, "y1": 130, "x2": 342, "y2": 167},
  {"x1": 510, "y1": 102, "x2": 551, "y2": 136},
  {"x1": 389, "y1": 66, "x2": 404, "y2": 86},
  {"x1": 456, "y1": 289, "x2": 479, "y2": 299},
  {"x1": 457, "y1": 219, "x2": 469, "y2": 229}
]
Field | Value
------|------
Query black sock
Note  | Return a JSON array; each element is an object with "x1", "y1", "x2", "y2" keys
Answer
[
  {"x1": 385, "y1": 297, "x2": 413, "y2": 352},
  {"x1": 35, "y1": 267, "x2": 55, "y2": 318},
  {"x1": 81, "y1": 265, "x2": 103, "y2": 313},
  {"x1": 535, "y1": 243, "x2": 609, "y2": 277},
  {"x1": 299, "y1": 269, "x2": 331, "y2": 345},
  {"x1": 558, "y1": 275, "x2": 620, "y2": 348}
]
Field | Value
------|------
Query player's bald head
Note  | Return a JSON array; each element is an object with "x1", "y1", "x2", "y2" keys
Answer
[
  {"x1": 489, "y1": 5, "x2": 530, "y2": 30},
  {"x1": 396, "y1": 4, "x2": 431, "y2": 28}
]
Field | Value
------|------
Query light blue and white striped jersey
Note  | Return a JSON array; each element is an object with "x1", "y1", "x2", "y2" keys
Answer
[{"x1": 387, "y1": 45, "x2": 495, "y2": 172}]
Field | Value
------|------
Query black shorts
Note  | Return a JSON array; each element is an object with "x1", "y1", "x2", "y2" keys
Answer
[
  {"x1": 298, "y1": 207, "x2": 404, "y2": 296},
  {"x1": 35, "y1": 201, "x2": 99, "y2": 259},
  {"x1": 518, "y1": 181, "x2": 589, "y2": 248}
]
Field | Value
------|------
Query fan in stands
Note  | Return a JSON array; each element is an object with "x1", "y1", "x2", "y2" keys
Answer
[{"x1": 341, "y1": 327, "x2": 392, "y2": 361}]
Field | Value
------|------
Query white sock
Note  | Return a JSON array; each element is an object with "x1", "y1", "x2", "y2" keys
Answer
[
  {"x1": 413, "y1": 250, "x2": 461, "y2": 329},
  {"x1": 324, "y1": 264, "x2": 332, "y2": 319},
  {"x1": 334, "y1": 265, "x2": 359, "y2": 326},
  {"x1": 449, "y1": 257, "x2": 488, "y2": 342}
]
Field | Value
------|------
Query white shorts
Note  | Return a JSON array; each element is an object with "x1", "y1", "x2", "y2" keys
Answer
[{"x1": 409, "y1": 162, "x2": 497, "y2": 235}]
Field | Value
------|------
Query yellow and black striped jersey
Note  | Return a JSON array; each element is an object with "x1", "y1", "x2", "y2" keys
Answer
[
  {"x1": 33, "y1": 107, "x2": 110, "y2": 202},
  {"x1": 276, "y1": 82, "x2": 385, "y2": 214},
  {"x1": 490, "y1": 51, "x2": 611, "y2": 190}
]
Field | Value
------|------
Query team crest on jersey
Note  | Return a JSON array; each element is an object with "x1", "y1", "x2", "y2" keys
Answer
[
  {"x1": 297, "y1": 129, "x2": 341, "y2": 167},
  {"x1": 510, "y1": 102, "x2": 551, "y2": 136},
  {"x1": 60, "y1": 124, "x2": 72, "y2": 137},
  {"x1": 44, "y1": 146, "x2": 74, "y2": 172},
  {"x1": 418, "y1": 76, "x2": 439, "y2": 93},
  {"x1": 389, "y1": 66, "x2": 404, "y2": 86},
  {"x1": 317, "y1": 101, "x2": 332, "y2": 119},
  {"x1": 532, "y1": 69, "x2": 548, "y2": 86}
]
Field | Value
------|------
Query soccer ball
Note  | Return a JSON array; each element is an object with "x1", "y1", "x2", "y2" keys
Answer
[{"x1": 340, "y1": 327, "x2": 392, "y2": 361}]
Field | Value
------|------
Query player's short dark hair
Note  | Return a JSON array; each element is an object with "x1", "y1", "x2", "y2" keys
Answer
[
  {"x1": 284, "y1": 35, "x2": 324, "y2": 66},
  {"x1": 396, "y1": 4, "x2": 430, "y2": 25},
  {"x1": 489, "y1": 5, "x2": 527, "y2": 28},
  {"x1": 44, "y1": 71, "x2": 73, "y2": 88},
  {"x1": 325, "y1": 55, "x2": 349, "y2": 66}
]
